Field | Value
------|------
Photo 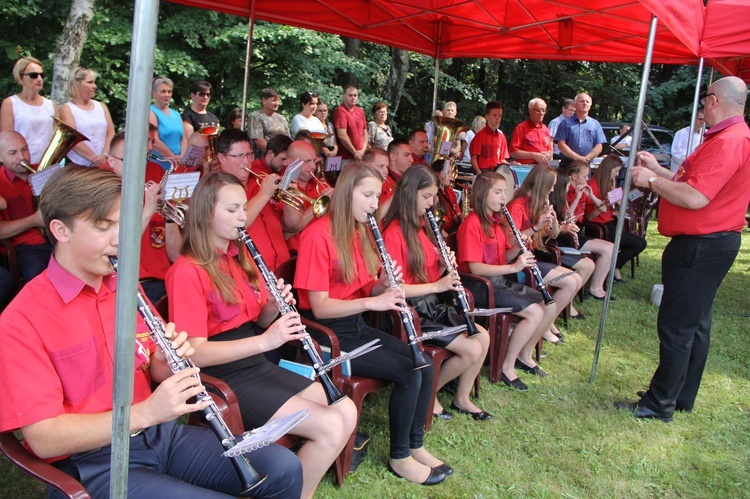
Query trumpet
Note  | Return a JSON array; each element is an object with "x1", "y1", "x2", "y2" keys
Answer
[
  {"x1": 243, "y1": 168, "x2": 330, "y2": 217},
  {"x1": 149, "y1": 155, "x2": 188, "y2": 227}
]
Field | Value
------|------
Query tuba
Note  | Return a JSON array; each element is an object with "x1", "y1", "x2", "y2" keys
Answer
[
  {"x1": 38, "y1": 116, "x2": 90, "y2": 171},
  {"x1": 429, "y1": 116, "x2": 469, "y2": 177}
]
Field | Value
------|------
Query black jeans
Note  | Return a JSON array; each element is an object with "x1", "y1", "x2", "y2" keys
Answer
[
  {"x1": 640, "y1": 232, "x2": 740, "y2": 417},
  {"x1": 603, "y1": 221, "x2": 647, "y2": 270},
  {"x1": 310, "y1": 313, "x2": 434, "y2": 459}
]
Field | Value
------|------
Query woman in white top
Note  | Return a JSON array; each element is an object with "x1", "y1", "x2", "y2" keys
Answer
[
  {"x1": 461, "y1": 115, "x2": 486, "y2": 163},
  {"x1": 60, "y1": 67, "x2": 115, "y2": 167},
  {"x1": 290, "y1": 91, "x2": 326, "y2": 137},
  {"x1": 0, "y1": 56, "x2": 58, "y2": 164}
]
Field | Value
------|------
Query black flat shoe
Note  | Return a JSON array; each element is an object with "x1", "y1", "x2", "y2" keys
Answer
[
  {"x1": 387, "y1": 463, "x2": 446, "y2": 485},
  {"x1": 613, "y1": 276, "x2": 627, "y2": 284},
  {"x1": 570, "y1": 312, "x2": 585, "y2": 320},
  {"x1": 515, "y1": 359, "x2": 548, "y2": 377},
  {"x1": 450, "y1": 401, "x2": 494, "y2": 421},
  {"x1": 433, "y1": 409, "x2": 453, "y2": 420},
  {"x1": 544, "y1": 337, "x2": 565, "y2": 346},
  {"x1": 435, "y1": 463, "x2": 454, "y2": 476},
  {"x1": 587, "y1": 291, "x2": 616, "y2": 301},
  {"x1": 500, "y1": 373, "x2": 528, "y2": 391}
]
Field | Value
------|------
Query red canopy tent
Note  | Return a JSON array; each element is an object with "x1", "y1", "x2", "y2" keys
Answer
[{"x1": 167, "y1": 0, "x2": 702, "y2": 64}]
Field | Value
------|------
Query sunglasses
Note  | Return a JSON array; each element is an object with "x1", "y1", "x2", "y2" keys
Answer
[
  {"x1": 197, "y1": 91, "x2": 211, "y2": 97},
  {"x1": 22, "y1": 72, "x2": 44, "y2": 79}
]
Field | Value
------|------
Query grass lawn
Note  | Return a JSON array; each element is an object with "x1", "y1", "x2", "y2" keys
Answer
[{"x1": 2, "y1": 225, "x2": 749, "y2": 498}]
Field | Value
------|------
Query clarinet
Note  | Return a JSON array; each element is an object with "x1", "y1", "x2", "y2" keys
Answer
[
  {"x1": 108, "y1": 257, "x2": 265, "y2": 495},
  {"x1": 367, "y1": 214, "x2": 431, "y2": 370},
  {"x1": 499, "y1": 206, "x2": 555, "y2": 305},
  {"x1": 236, "y1": 229, "x2": 346, "y2": 405},
  {"x1": 424, "y1": 210, "x2": 480, "y2": 337}
]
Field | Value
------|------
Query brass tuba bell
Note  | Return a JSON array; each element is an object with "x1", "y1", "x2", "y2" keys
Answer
[
  {"x1": 198, "y1": 124, "x2": 223, "y2": 165},
  {"x1": 37, "y1": 116, "x2": 90, "y2": 171},
  {"x1": 429, "y1": 116, "x2": 469, "y2": 174}
]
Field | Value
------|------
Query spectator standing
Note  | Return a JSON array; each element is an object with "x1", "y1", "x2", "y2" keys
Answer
[
  {"x1": 0, "y1": 56, "x2": 58, "y2": 164},
  {"x1": 670, "y1": 110, "x2": 705, "y2": 172},
  {"x1": 333, "y1": 85, "x2": 368, "y2": 161},
  {"x1": 149, "y1": 76, "x2": 187, "y2": 170},
  {"x1": 367, "y1": 102, "x2": 393, "y2": 151},
  {"x1": 181, "y1": 80, "x2": 220, "y2": 139},
  {"x1": 554, "y1": 92, "x2": 606, "y2": 168},
  {"x1": 547, "y1": 98, "x2": 575, "y2": 158},
  {"x1": 509, "y1": 98, "x2": 553, "y2": 165},
  {"x1": 249, "y1": 87, "x2": 290, "y2": 159},
  {"x1": 60, "y1": 67, "x2": 115, "y2": 167}
]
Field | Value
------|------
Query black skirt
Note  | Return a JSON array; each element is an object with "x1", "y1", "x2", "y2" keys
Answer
[{"x1": 201, "y1": 322, "x2": 314, "y2": 429}]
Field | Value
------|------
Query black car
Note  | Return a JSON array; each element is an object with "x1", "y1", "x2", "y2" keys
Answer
[{"x1": 600, "y1": 122, "x2": 675, "y2": 168}]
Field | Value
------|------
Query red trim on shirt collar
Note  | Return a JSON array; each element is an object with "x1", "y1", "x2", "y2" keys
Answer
[
  {"x1": 705, "y1": 115, "x2": 745, "y2": 136},
  {"x1": 47, "y1": 255, "x2": 116, "y2": 304}
]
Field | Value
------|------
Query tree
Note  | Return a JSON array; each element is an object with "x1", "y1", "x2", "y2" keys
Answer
[{"x1": 51, "y1": 0, "x2": 96, "y2": 105}]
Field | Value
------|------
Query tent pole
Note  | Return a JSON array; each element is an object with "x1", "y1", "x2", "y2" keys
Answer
[
  {"x1": 431, "y1": 21, "x2": 442, "y2": 113},
  {"x1": 687, "y1": 58, "x2": 705, "y2": 155},
  {"x1": 110, "y1": 0, "x2": 159, "y2": 496},
  {"x1": 240, "y1": 0, "x2": 257, "y2": 132},
  {"x1": 589, "y1": 15, "x2": 658, "y2": 383}
]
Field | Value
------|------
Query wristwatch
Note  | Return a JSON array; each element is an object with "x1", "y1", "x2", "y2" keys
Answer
[{"x1": 648, "y1": 176, "x2": 657, "y2": 189}]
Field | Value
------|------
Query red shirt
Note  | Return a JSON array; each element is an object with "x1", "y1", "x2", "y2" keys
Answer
[
  {"x1": 509, "y1": 119, "x2": 552, "y2": 165},
  {"x1": 586, "y1": 179, "x2": 613, "y2": 224},
  {"x1": 0, "y1": 166, "x2": 46, "y2": 246},
  {"x1": 438, "y1": 187, "x2": 462, "y2": 234},
  {"x1": 506, "y1": 195, "x2": 533, "y2": 231},
  {"x1": 245, "y1": 169, "x2": 289, "y2": 272},
  {"x1": 166, "y1": 243, "x2": 267, "y2": 339},
  {"x1": 285, "y1": 178, "x2": 322, "y2": 253},
  {"x1": 380, "y1": 171, "x2": 399, "y2": 204},
  {"x1": 140, "y1": 162, "x2": 171, "y2": 280},
  {"x1": 0, "y1": 257, "x2": 153, "y2": 445},
  {"x1": 411, "y1": 153, "x2": 427, "y2": 166},
  {"x1": 382, "y1": 219, "x2": 442, "y2": 284},
  {"x1": 294, "y1": 215, "x2": 377, "y2": 311},
  {"x1": 659, "y1": 116, "x2": 750, "y2": 237},
  {"x1": 332, "y1": 105, "x2": 366, "y2": 159},
  {"x1": 469, "y1": 127, "x2": 509, "y2": 171},
  {"x1": 566, "y1": 184, "x2": 592, "y2": 222},
  {"x1": 457, "y1": 212, "x2": 511, "y2": 272}
]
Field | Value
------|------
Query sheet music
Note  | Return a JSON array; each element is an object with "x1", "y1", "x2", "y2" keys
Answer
[
  {"x1": 281, "y1": 159, "x2": 302, "y2": 190},
  {"x1": 438, "y1": 140, "x2": 452, "y2": 156},
  {"x1": 325, "y1": 156, "x2": 342, "y2": 172},
  {"x1": 468, "y1": 307, "x2": 514, "y2": 316},
  {"x1": 181, "y1": 144, "x2": 206, "y2": 168},
  {"x1": 608, "y1": 187, "x2": 623, "y2": 205},
  {"x1": 558, "y1": 247, "x2": 592, "y2": 256},
  {"x1": 29, "y1": 164, "x2": 64, "y2": 196},
  {"x1": 223, "y1": 409, "x2": 310, "y2": 458},
  {"x1": 628, "y1": 188, "x2": 644, "y2": 202},
  {"x1": 161, "y1": 172, "x2": 200, "y2": 202}
]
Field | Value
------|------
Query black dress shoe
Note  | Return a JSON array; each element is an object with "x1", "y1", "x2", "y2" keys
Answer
[
  {"x1": 450, "y1": 401, "x2": 494, "y2": 421},
  {"x1": 433, "y1": 409, "x2": 453, "y2": 420},
  {"x1": 613, "y1": 276, "x2": 627, "y2": 284},
  {"x1": 570, "y1": 311, "x2": 586, "y2": 320},
  {"x1": 636, "y1": 391, "x2": 693, "y2": 413},
  {"x1": 515, "y1": 359, "x2": 548, "y2": 377},
  {"x1": 434, "y1": 463, "x2": 454, "y2": 476},
  {"x1": 613, "y1": 400, "x2": 673, "y2": 423},
  {"x1": 500, "y1": 373, "x2": 528, "y2": 391},
  {"x1": 387, "y1": 463, "x2": 446, "y2": 485}
]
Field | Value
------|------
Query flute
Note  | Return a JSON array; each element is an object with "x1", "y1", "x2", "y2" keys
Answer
[
  {"x1": 236, "y1": 228, "x2": 347, "y2": 405},
  {"x1": 499, "y1": 205, "x2": 555, "y2": 305},
  {"x1": 108, "y1": 256, "x2": 266, "y2": 495},
  {"x1": 367, "y1": 214, "x2": 431, "y2": 370},
  {"x1": 424, "y1": 210, "x2": 480, "y2": 337}
]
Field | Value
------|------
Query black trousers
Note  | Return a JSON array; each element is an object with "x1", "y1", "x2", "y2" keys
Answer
[
  {"x1": 640, "y1": 232, "x2": 740, "y2": 417},
  {"x1": 603, "y1": 221, "x2": 647, "y2": 270}
]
